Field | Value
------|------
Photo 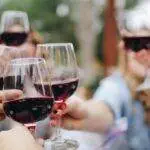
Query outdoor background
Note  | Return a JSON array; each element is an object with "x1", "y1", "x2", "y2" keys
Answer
[{"x1": 0, "y1": 0, "x2": 145, "y2": 98}]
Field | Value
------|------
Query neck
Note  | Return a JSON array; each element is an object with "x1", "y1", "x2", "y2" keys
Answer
[{"x1": 123, "y1": 71, "x2": 144, "y2": 99}]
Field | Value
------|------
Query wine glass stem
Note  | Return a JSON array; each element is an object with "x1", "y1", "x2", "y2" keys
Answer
[
  {"x1": 24, "y1": 123, "x2": 36, "y2": 138},
  {"x1": 55, "y1": 117, "x2": 62, "y2": 141}
]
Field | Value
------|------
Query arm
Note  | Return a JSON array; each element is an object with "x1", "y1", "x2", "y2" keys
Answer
[
  {"x1": 51, "y1": 96, "x2": 114, "y2": 133},
  {"x1": 0, "y1": 125, "x2": 43, "y2": 150},
  {"x1": 51, "y1": 76, "x2": 129, "y2": 133}
]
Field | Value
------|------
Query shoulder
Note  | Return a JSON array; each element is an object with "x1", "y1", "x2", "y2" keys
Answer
[{"x1": 94, "y1": 72, "x2": 125, "y2": 97}]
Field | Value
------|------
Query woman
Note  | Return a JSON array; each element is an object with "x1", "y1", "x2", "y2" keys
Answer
[{"x1": 51, "y1": 12, "x2": 150, "y2": 149}]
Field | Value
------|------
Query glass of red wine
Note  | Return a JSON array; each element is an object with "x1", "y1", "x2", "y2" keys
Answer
[
  {"x1": 36, "y1": 43, "x2": 79, "y2": 149},
  {"x1": 0, "y1": 10, "x2": 29, "y2": 46},
  {"x1": 0, "y1": 45, "x2": 28, "y2": 91},
  {"x1": 3, "y1": 58, "x2": 54, "y2": 134}
]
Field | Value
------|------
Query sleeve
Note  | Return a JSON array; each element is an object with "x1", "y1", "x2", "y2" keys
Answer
[
  {"x1": 93, "y1": 79, "x2": 129, "y2": 120},
  {"x1": 35, "y1": 117, "x2": 52, "y2": 139},
  {"x1": 0, "y1": 117, "x2": 17, "y2": 131}
]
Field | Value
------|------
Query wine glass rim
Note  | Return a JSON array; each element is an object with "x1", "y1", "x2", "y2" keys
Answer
[
  {"x1": 37, "y1": 43, "x2": 73, "y2": 47},
  {"x1": 10, "y1": 57, "x2": 45, "y2": 66},
  {"x1": 2, "y1": 10, "x2": 28, "y2": 15}
]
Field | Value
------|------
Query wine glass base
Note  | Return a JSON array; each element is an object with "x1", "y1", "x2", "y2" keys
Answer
[
  {"x1": 64, "y1": 139, "x2": 79, "y2": 150},
  {"x1": 51, "y1": 141, "x2": 67, "y2": 150},
  {"x1": 44, "y1": 139, "x2": 79, "y2": 150}
]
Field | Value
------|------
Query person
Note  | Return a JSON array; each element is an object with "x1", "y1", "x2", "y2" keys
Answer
[
  {"x1": 0, "y1": 90, "x2": 43, "y2": 150},
  {"x1": 0, "y1": 10, "x2": 43, "y2": 57},
  {"x1": 0, "y1": 10, "x2": 43, "y2": 132},
  {"x1": 50, "y1": 11, "x2": 150, "y2": 149},
  {"x1": 0, "y1": 125, "x2": 43, "y2": 150},
  {"x1": 137, "y1": 74, "x2": 150, "y2": 126}
]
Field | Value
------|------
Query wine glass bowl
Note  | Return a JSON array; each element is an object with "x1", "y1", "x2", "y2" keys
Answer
[
  {"x1": 37, "y1": 43, "x2": 79, "y2": 102},
  {"x1": 36, "y1": 43, "x2": 79, "y2": 149},
  {"x1": 0, "y1": 10, "x2": 30, "y2": 46},
  {"x1": 3, "y1": 58, "x2": 54, "y2": 124}
]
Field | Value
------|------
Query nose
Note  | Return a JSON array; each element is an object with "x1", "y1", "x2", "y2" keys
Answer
[{"x1": 135, "y1": 49, "x2": 150, "y2": 67}]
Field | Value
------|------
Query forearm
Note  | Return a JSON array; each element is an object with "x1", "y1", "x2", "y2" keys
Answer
[
  {"x1": 0, "y1": 126, "x2": 43, "y2": 150},
  {"x1": 82, "y1": 100, "x2": 114, "y2": 133},
  {"x1": 0, "y1": 139, "x2": 43, "y2": 150}
]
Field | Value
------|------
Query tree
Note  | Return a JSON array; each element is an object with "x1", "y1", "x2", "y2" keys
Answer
[{"x1": 0, "y1": 0, "x2": 78, "y2": 46}]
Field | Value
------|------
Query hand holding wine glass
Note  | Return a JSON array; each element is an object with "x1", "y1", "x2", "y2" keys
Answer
[
  {"x1": 3, "y1": 58, "x2": 54, "y2": 131},
  {"x1": 36, "y1": 43, "x2": 79, "y2": 149}
]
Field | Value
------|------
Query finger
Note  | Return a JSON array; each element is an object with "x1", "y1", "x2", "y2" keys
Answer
[
  {"x1": 53, "y1": 102, "x2": 66, "y2": 111},
  {"x1": 50, "y1": 113, "x2": 61, "y2": 119},
  {"x1": 0, "y1": 102, "x2": 5, "y2": 121},
  {"x1": 0, "y1": 103, "x2": 4, "y2": 112},
  {"x1": 36, "y1": 138, "x2": 44, "y2": 147},
  {"x1": 52, "y1": 102, "x2": 67, "y2": 116},
  {"x1": 50, "y1": 120, "x2": 58, "y2": 127},
  {"x1": 0, "y1": 113, "x2": 5, "y2": 120},
  {"x1": 2, "y1": 90, "x2": 23, "y2": 101}
]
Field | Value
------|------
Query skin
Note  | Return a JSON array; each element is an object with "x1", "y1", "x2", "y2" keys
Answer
[
  {"x1": 0, "y1": 90, "x2": 43, "y2": 150},
  {"x1": 0, "y1": 125, "x2": 43, "y2": 150},
  {"x1": 0, "y1": 90, "x2": 22, "y2": 121},
  {"x1": 5, "y1": 25, "x2": 36, "y2": 57},
  {"x1": 50, "y1": 39, "x2": 149, "y2": 133}
]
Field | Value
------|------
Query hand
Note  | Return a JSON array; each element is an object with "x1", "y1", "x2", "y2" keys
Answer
[
  {"x1": 51, "y1": 96, "x2": 88, "y2": 130},
  {"x1": 0, "y1": 90, "x2": 22, "y2": 121},
  {"x1": 50, "y1": 96, "x2": 113, "y2": 132},
  {"x1": 0, "y1": 125, "x2": 43, "y2": 150}
]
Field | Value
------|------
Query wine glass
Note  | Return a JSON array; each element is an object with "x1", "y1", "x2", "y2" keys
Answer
[
  {"x1": 0, "y1": 45, "x2": 28, "y2": 90},
  {"x1": 0, "y1": 10, "x2": 30, "y2": 46},
  {"x1": 36, "y1": 43, "x2": 79, "y2": 149},
  {"x1": 3, "y1": 58, "x2": 54, "y2": 134}
]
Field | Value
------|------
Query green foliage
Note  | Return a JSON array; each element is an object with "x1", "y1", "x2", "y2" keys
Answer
[
  {"x1": 95, "y1": 0, "x2": 139, "y2": 63},
  {"x1": 0, "y1": 0, "x2": 78, "y2": 48},
  {"x1": 125, "y1": 0, "x2": 138, "y2": 10}
]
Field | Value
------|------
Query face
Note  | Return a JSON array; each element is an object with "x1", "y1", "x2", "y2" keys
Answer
[
  {"x1": 121, "y1": 29, "x2": 150, "y2": 79},
  {"x1": 18, "y1": 36, "x2": 36, "y2": 57},
  {"x1": 2, "y1": 25, "x2": 36, "y2": 57},
  {"x1": 127, "y1": 50, "x2": 150, "y2": 79}
]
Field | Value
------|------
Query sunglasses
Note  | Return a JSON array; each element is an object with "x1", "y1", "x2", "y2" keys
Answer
[
  {"x1": 123, "y1": 36, "x2": 150, "y2": 52},
  {"x1": 0, "y1": 32, "x2": 28, "y2": 46}
]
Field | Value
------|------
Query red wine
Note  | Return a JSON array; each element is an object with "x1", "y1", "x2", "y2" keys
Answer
[
  {"x1": 1, "y1": 32, "x2": 28, "y2": 46},
  {"x1": 52, "y1": 78, "x2": 79, "y2": 101},
  {"x1": 0, "y1": 77, "x2": 3, "y2": 90},
  {"x1": 3, "y1": 97, "x2": 54, "y2": 124},
  {"x1": 34, "y1": 83, "x2": 52, "y2": 97},
  {"x1": 3, "y1": 75, "x2": 23, "y2": 90},
  {"x1": 35, "y1": 79, "x2": 79, "y2": 101}
]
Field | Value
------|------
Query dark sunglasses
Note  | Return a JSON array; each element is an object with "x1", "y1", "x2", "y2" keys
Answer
[
  {"x1": 123, "y1": 36, "x2": 150, "y2": 52},
  {"x1": 0, "y1": 32, "x2": 28, "y2": 46}
]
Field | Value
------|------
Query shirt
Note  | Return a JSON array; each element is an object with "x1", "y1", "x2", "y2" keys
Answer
[{"x1": 93, "y1": 71, "x2": 150, "y2": 150}]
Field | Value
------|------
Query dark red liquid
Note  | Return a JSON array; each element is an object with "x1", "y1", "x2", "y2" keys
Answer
[
  {"x1": 3, "y1": 97, "x2": 54, "y2": 124},
  {"x1": 34, "y1": 83, "x2": 52, "y2": 97},
  {"x1": 1, "y1": 32, "x2": 28, "y2": 46},
  {"x1": 0, "y1": 77, "x2": 3, "y2": 90},
  {"x1": 3, "y1": 75, "x2": 23, "y2": 90},
  {"x1": 52, "y1": 78, "x2": 79, "y2": 101},
  {"x1": 35, "y1": 79, "x2": 79, "y2": 102}
]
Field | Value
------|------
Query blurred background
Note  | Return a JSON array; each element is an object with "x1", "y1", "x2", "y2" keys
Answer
[{"x1": 0, "y1": 0, "x2": 148, "y2": 98}]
